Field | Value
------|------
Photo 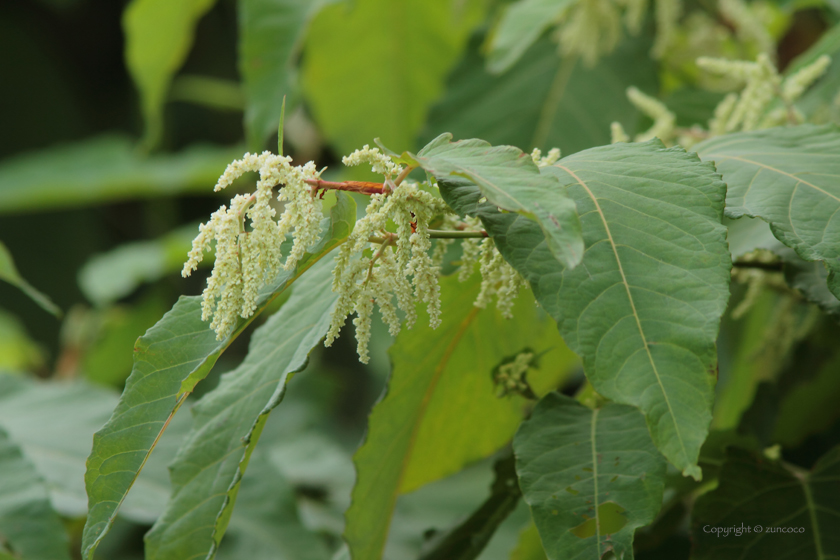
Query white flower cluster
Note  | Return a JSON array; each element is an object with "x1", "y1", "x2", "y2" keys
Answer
[
  {"x1": 493, "y1": 351, "x2": 535, "y2": 398},
  {"x1": 612, "y1": 53, "x2": 831, "y2": 147},
  {"x1": 612, "y1": 87, "x2": 677, "y2": 144},
  {"x1": 699, "y1": 53, "x2": 831, "y2": 132},
  {"x1": 530, "y1": 147, "x2": 562, "y2": 168},
  {"x1": 182, "y1": 151, "x2": 321, "y2": 340},
  {"x1": 325, "y1": 182, "x2": 447, "y2": 363},
  {"x1": 342, "y1": 144, "x2": 400, "y2": 178}
]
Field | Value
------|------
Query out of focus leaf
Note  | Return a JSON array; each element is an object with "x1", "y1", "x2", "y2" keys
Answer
[
  {"x1": 123, "y1": 0, "x2": 218, "y2": 147},
  {"x1": 216, "y1": 451, "x2": 330, "y2": 560},
  {"x1": 0, "y1": 309, "x2": 45, "y2": 371},
  {"x1": 486, "y1": 0, "x2": 572, "y2": 74},
  {"x1": 302, "y1": 0, "x2": 483, "y2": 156},
  {"x1": 81, "y1": 194, "x2": 355, "y2": 559},
  {"x1": 510, "y1": 523, "x2": 548, "y2": 560},
  {"x1": 417, "y1": 453, "x2": 521, "y2": 560},
  {"x1": 0, "y1": 426, "x2": 71, "y2": 560},
  {"x1": 0, "y1": 136, "x2": 242, "y2": 213},
  {"x1": 239, "y1": 0, "x2": 330, "y2": 151},
  {"x1": 0, "y1": 375, "x2": 189, "y2": 522},
  {"x1": 692, "y1": 446, "x2": 840, "y2": 559},
  {"x1": 514, "y1": 393, "x2": 666, "y2": 560},
  {"x1": 345, "y1": 275, "x2": 577, "y2": 560},
  {"x1": 424, "y1": 34, "x2": 657, "y2": 155},
  {"x1": 78, "y1": 223, "x2": 202, "y2": 306},
  {"x1": 0, "y1": 241, "x2": 60, "y2": 316}
]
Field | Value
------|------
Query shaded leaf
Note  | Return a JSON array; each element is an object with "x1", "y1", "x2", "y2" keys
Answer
[
  {"x1": 423, "y1": 34, "x2": 657, "y2": 155},
  {"x1": 144, "y1": 251, "x2": 342, "y2": 560},
  {"x1": 418, "y1": 453, "x2": 521, "y2": 560},
  {"x1": 0, "y1": 241, "x2": 60, "y2": 316},
  {"x1": 0, "y1": 375, "x2": 187, "y2": 522},
  {"x1": 78, "y1": 223, "x2": 202, "y2": 306},
  {"x1": 81, "y1": 194, "x2": 355, "y2": 559},
  {"x1": 510, "y1": 523, "x2": 548, "y2": 560},
  {"x1": 123, "y1": 0, "x2": 217, "y2": 147},
  {"x1": 0, "y1": 426, "x2": 70, "y2": 560},
  {"x1": 239, "y1": 0, "x2": 329, "y2": 151},
  {"x1": 345, "y1": 275, "x2": 577, "y2": 560},
  {"x1": 302, "y1": 0, "x2": 483, "y2": 156},
  {"x1": 695, "y1": 125, "x2": 840, "y2": 300},
  {"x1": 441, "y1": 140, "x2": 730, "y2": 479},
  {"x1": 692, "y1": 446, "x2": 840, "y2": 559},
  {"x1": 514, "y1": 393, "x2": 666, "y2": 560},
  {"x1": 0, "y1": 136, "x2": 242, "y2": 213},
  {"x1": 216, "y1": 451, "x2": 330, "y2": 560},
  {"x1": 486, "y1": 0, "x2": 572, "y2": 74},
  {"x1": 414, "y1": 134, "x2": 583, "y2": 267}
]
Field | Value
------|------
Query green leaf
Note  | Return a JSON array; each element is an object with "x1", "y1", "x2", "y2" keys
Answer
[
  {"x1": 441, "y1": 140, "x2": 731, "y2": 479},
  {"x1": 81, "y1": 193, "x2": 355, "y2": 559},
  {"x1": 0, "y1": 310, "x2": 45, "y2": 371},
  {"x1": 695, "y1": 125, "x2": 840, "y2": 300},
  {"x1": 0, "y1": 240, "x2": 60, "y2": 316},
  {"x1": 215, "y1": 450, "x2": 330, "y2": 560},
  {"x1": 123, "y1": 0, "x2": 217, "y2": 148},
  {"x1": 417, "y1": 453, "x2": 522, "y2": 560},
  {"x1": 345, "y1": 275, "x2": 577, "y2": 560},
  {"x1": 691, "y1": 446, "x2": 840, "y2": 559},
  {"x1": 239, "y1": 0, "x2": 327, "y2": 151},
  {"x1": 0, "y1": 426, "x2": 70, "y2": 560},
  {"x1": 514, "y1": 393, "x2": 666, "y2": 560},
  {"x1": 0, "y1": 136, "x2": 243, "y2": 213},
  {"x1": 78, "y1": 223, "x2": 203, "y2": 306},
  {"x1": 0, "y1": 375, "x2": 187, "y2": 522},
  {"x1": 144, "y1": 251, "x2": 342, "y2": 560},
  {"x1": 486, "y1": 0, "x2": 572, "y2": 74},
  {"x1": 302, "y1": 0, "x2": 483, "y2": 156},
  {"x1": 413, "y1": 134, "x2": 583, "y2": 268},
  {"x1": 424, "y1": 34, "x2": 657, "y2": 155}
]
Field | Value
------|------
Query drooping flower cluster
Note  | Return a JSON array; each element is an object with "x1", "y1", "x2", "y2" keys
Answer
[
  {"x1": 186, "y1": 142, "x2": 533, "y2": 362},
  {"x1": 611, "y1": 53, "x2": 831, "y2": 148},
  {"x1": 182, "y1": 151, "x2": 321, "y2": 339}
]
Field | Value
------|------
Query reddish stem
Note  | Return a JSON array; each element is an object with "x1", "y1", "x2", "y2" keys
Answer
[{"x1": 305, "y1": 178, "x2": 386, "y2": 195}]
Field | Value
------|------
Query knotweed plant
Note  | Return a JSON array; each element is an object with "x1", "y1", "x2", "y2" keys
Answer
[{"x1": 183, "y1": 143, "x2": 525, "y2": 362}]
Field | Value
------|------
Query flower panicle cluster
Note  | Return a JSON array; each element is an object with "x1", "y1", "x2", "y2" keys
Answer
[
  {"x1": 325, "y1": 180, "x2": 447, "y2": 363},
  {"x1": 493, "y1": 351, "x2": 535, "y2": 398},
  {"x1": 612, "y1": 53, "x2": 831, "y2": 147},
  {"x1": 182, "y1": 151, "x2": 322, "y2": 340},
  {"x1": 530, "y1": 147, "x2": 562, "y2": 168}
]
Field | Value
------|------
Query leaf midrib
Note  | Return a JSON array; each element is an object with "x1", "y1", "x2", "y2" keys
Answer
[{"x1": 556, "y1": 164, "x2": 690, "y2": 466}]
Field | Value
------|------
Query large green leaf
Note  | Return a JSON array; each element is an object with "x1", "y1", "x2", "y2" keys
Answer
[
  {"x1": 414, "y1": 134, "x2": 583, "y2": 268},
  {"x1": 123, "y1": 0, "x2": 217, "y2": 147},
  {"x1": 692, "y1": 446, "x2": 840, "y2": 559},
  {"x1": 0, "y1": 426, "x2": 70, "y2": 560},
  {"x1": 0, "y1": 375, "x2": 189, "y2": 522},
  {"x1": 423, "y1": 34, "x2": 657, "y2": 155},
  {"x1": 695, "y1": 125, "x2": 840, "y2": 299},
  {"x1": 239, "y1": 0, "x2": 329, "y2": 151},
  {"x1": 81, "y1": 193, "x2": 355, "y2": 559},
  {"x1": 514, "y1": 393, "x2": 666, "y2": 560},
  {"x1": 440, "y1": 140, "x2": 731, "y2": 479},
  {"x1": 0, "y1": 240, "x2": 60, "y2": 316},
  {"x1": 302, "y1": 0, "x2": 483, "y2": 156},
  {"x1": 0, "y1": 136, "x2": 242, "y2": 214},
  {"x1": 144, "y1": 250, "x2": 343, "y2": 559},
  {"x1": 345, "y1": 275, "x2": 577, "y2": 560},
  {"x1": 486, "y1": 0, "x2": 572, "y2": 74}
]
